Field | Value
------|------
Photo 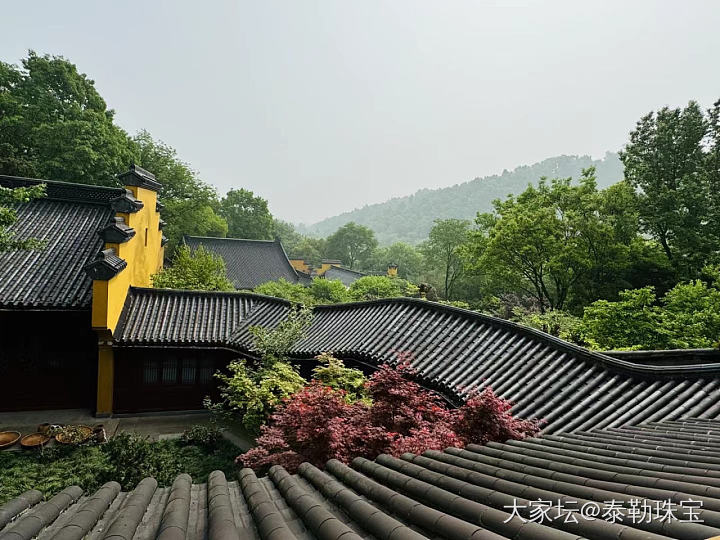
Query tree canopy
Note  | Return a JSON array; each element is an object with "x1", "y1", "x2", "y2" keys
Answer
[
  {"x1": 0, "y1": 52, "x2": 137, "y2": 183},
  {"x1": 421, "y1": 219, "x2": 470, "y2": 300},
  {"x1": 620, "y1": 99, "x2": 720, "y2": 276},
  {"x1": 220, "y1": 189, "x2": 274, "y2": 240},
  {"x1": 465, "y1": 170, "x2": 643, "y2": 312},
  {"x1": 134, "y1": 131, "x2": 227, "y2": 250},
  {"x1": 151, "y1": 245, "x2": 234, "y2": 291},
  {"x1": 325, "y1": 222, "x2": 377, "y2": 269}
]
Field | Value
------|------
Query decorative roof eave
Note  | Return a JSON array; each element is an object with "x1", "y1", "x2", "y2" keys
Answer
[
  {"x1": 110, "y1": 189, "x2": 144, "y2": 213},
  {"x1": 158, "y1": 219, "x2": 166, "y2": 230},
  {"x1": 84, "y1": 248, "x2": 127, "y2": 281},
  {"x1": 118, "y1": 164, "x2": 162, "y2": 192},
  {"x1": 161, "y1": 235, "x2": 169, "y2": 247},
  {"x1": 156, "y1": 200, "x2": 165, "y2": 212},
  {"x1": 97, "y1": 217, "x2": 135, "y2": 244}
]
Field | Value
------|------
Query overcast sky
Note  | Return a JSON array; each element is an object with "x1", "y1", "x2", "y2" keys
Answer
[{"x1": 2, "y1": 1, "x2": 719, "y2": 223}]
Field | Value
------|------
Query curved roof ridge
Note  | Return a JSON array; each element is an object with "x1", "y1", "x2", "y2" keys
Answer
[
  {"x1": 0, "y1": 175, "x2": 124, "y2": 205},
  {"x1": 184, "y1": 235, "x2": 278, "y2": 244},
  {"x1": 113, "y1": 291, "x2": 720, "y2": 430},
  {"x1": 310, "y1": 297, "x2": 720, "y2": 376},
  {"x1": 128, "y1": 286, "x2": 292, "y2": 304}
]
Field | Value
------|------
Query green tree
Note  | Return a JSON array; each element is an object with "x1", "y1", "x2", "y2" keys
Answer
[
  {"x1": 208, "y1": 306, "x2": 313, "y2": 433},
  {"x1": 581, "y1": 288, "x2": 662, "y2": 350},
  {"x1": 325, "y1": 222, "x2": 378, "y2": 269},
  {"x1": 420, "y1": 219, "x2": 470, "y2": 299},
  {"x1": 0, "y1": 51, "x2": 137, "y2": 183},
  {"x1": 248, "y1": 306, "x2": 314, "y2": 365},
  {"x1": 369, "y1": 242, "x2": 423, "y2": 281},
  {"x1": 254, "y1": 278, "x2": 314, "y2": 305},
  {"x1": 309, "y1": 278, "x2": 351, "y2": 304},
  {"x1": 220, "y1": 189, "x2": 274, "y2": 240},
  {"x1": 210, "y1": 360, "x2": 305, "y2": 434},
  {"x1": 0, "y1": 183, "x2": 46, "y2": 252},
  {"x1": 272, "y1": 219, "x2": 303, "y2": 254},
  {"x1": 288, "y1": 236, "x2": 326, "y2": 267},
  {"x1": 466, "y1": 170, "x2": 637, "y2": 312},
  {"x1": 134, "y1": 131, "x2": 227, "y2": 250},
  {"x1": 582, "y1": 273, "x2": 720, "y2": 350},
  {"x1": 620, "y1": 99, "x2": 720, "y2": 275},
  {"x1": 349, "y1": 275, "x2": 417, "y2": 301},
  {"x1": 312, "y1": 353, "x2": 369, "y2": 403},
  {"x1": 151, "y1": 245, "x2": 233, "y2": 291}
]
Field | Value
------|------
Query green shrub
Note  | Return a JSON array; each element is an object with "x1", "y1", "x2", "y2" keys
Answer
[
  {"x1": 511, "y1": 308, "x2": 585, "y2": 344},
  {"x1": 212, "y1": 360, "x2": 306, "y2": 434},
  {"x1": 312, "y1": 353, "x2": 369, "y2": 403},
  {"x1": 180, "y1": 424, "x2": 223, "y2": 449},
  {"x1": 309, "y1": 278, "x2": 351, "y2": 304},
  {"x1": 152, "y1": 245, "x2": 234, "y2": 291},
  {"x1": 101, "y1": 433, "x2": 184, "y2": 488},
  {"x1": 0, "y1": 433, "x2": 238, "y2": 505},
  {"x1": 349, "y1": 276, "x2": 418, "y2": 301},
  {"x1": 248, "y1": 305, "x2": 313, "y2": 365},
  {"x1": 254, "y1": 279, "x2": 314, "y2": 304}
]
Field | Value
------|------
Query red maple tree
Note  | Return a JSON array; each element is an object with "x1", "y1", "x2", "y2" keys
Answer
[{"x1": 239, "y1": 362, "x2": 540, "y2": 472}]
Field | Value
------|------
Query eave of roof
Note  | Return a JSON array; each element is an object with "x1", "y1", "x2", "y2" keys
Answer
[{"x1": 113, "y1": 291, "x2": 720, "y2": 433}]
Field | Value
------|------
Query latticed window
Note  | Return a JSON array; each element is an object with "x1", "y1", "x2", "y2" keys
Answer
[
  {"x1": 162, "y1": 358, "x2": 178, "y2": 384},
  {"x1": 143, "y1": 359, "x2": 160, "y2": 384},
  {"x1": 199, "y1": 358, "x2": 214, "y2": 384},
  {"x1": 141, "y1": 356, "x2": 215, "y2": 386},
  {"x1": 182, "y1": 358, "x2": 196, "y2": 384}
]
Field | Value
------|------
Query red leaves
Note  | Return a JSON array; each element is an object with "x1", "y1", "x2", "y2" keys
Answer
[
  {"x1": 454, "y1": 387, "x2": 541, "y2": 445},
  {"x1": 239, "y1": 363, "x2": 540, "y2": 473}
]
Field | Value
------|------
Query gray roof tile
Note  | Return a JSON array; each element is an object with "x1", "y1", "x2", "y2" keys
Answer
[
  {"x1": 114, "y1": 294, "x2": 720, "y2": 432},
  {"x1": 6, "y1": 420, "x2": 720, "y2": 539},
  {"x1": 0, "y1": 176, "x2": 126, "y2": 309},
  {"x1": 183, "y1": 236, "x2": 299, "y2": 290},
  {"x1": 323, "y1": 267, "x2": 366, "y2": 287},
  {"x1": 115, "y1": 288, "x2": 289, "y2": 346}
]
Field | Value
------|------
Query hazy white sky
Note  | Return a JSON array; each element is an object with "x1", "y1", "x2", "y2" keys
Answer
[{"x1": 2, "y1": 1, "x2": 719, "y2": 223}]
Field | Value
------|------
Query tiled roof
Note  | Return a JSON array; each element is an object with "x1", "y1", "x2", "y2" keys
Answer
[
  {"x1": 115, "y1": 287, "x2": 290, "y2": 346},
  {"x1": 4, "y1": 419, "x2": 720, "y2": 539},
  {"x1": 0, "y1": 176, "x2": 124, "y2": 309},
  {"x1": 323, "y1": 266, "x2": 366, "y2": 287},
  {"x1": 184, "y1": 236, "x2": 300, "y2": 290},
  {"x1": 115, "y1": 294, "x2": 720, "y2": 433},
  {"x1": 293, "y1": 299, "x2": 720, "y2": 433}
]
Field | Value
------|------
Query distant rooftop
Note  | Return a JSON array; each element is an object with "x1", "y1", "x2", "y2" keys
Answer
[{"x1": 183, "y1": 236, "x2": 299, "y2": 290}]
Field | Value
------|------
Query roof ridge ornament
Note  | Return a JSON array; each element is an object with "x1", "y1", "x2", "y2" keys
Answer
[
  {"x1": 118, "y1": 164, "x2": 162, "y2": 192},
  {"x1": 97, "y1": 217, "x2": 136, "y2": 244},
  {"x1": 84, "y1": 248, "x2": 128, "y2": 281},
  {"x1": 110, "y1": 188, "x2": 144, "y2": 213}
]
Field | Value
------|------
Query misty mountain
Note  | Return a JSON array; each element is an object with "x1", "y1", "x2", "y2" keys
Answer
[{"x1": 297, "y1": 153, "x2": 624, "y2": 245}]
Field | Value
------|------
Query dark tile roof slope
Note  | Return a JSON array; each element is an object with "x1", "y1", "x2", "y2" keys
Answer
[
  {"x1": 184, "y1": 236, "x2": 299, "y2": 290},
  {"x1": 4, "y1": 419, "x2": 720, "y2": 539},
  {"x1": 0, "y1": 176, "x2": 123, "y2": 309},
  {"x1": 114, "y1": 295, "x2": 720, "y2": 433},
  {"x1": 115, "y1": 287, "x2": 290, "y2": 347},
  {"x1": 291, "y1": 299, "x2": 720, "y2": 433},
  {"x1": 323, "y1": 266, "x2": 366, "y2": 287}
]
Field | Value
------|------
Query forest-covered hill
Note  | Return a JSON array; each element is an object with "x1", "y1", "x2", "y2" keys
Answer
[{"x1": 298, "y1": 153, "x2": 623, "y2": 245}]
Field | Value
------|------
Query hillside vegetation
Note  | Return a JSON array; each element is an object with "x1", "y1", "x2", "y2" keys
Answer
[{"x1": 298, "y1": 153, "x2": 623, "y2": 245}]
